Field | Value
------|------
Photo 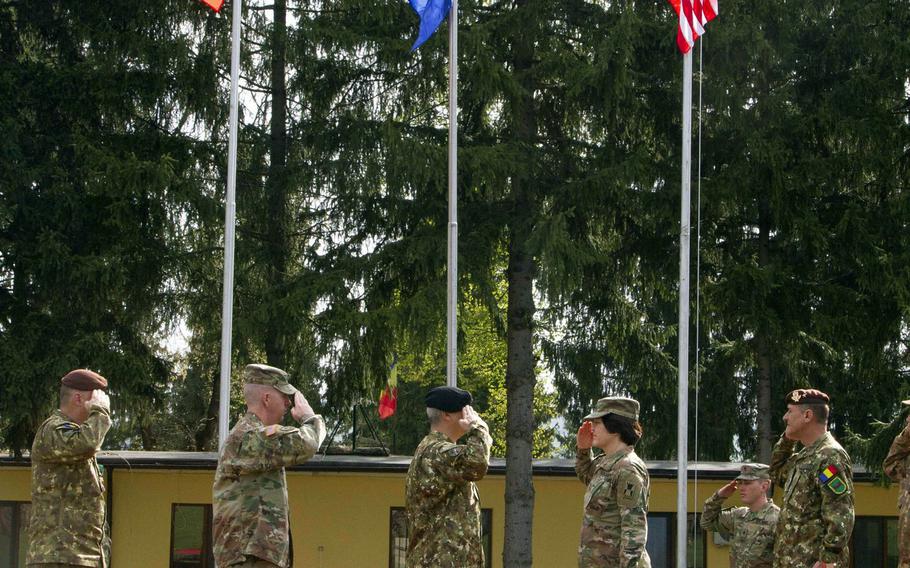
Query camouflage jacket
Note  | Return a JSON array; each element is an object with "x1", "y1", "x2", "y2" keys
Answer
[
  {"x1": 769, "y1": 433, "x2": 854, "y2": 567},
  {"x1": 27, "y1": 406, "x2": 112, "y2": 567},
  {"x1": 212, "y1": 412, "x2": 326, "y2": 568},
  {"x1": 405, "y1": 421, "x2": 492, "y2": 568},
  {"x1": 701, "y1": 492, "x2": 779, "y2": 568},
  {"x1": 883, "y1": 422, "x2": 910, "y2": 565},
  {"x1": 575, "y1": 446, "x2": 651, "y2": 568}
]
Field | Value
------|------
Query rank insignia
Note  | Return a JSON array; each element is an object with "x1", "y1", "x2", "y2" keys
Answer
[{"x1": 819, "y1": 464, "x2": 848, "y2": 495}]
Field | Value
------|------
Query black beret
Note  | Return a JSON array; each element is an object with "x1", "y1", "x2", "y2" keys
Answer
[
  {"x1": 61, "y1": 369, "x2": 108, "y2": 391},
  {"x1": 425, "y1": 386, "x2": 472, "y2": 412},
  {"x1": 786, "y1": 388, "x2": 829, "y2": 405}
]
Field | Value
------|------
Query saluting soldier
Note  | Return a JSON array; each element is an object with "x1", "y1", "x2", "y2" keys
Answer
[
  {"x1": 28, "y1": 369, "x2": 112, "y2": 568},
  {"x1": 883, "y1": 398, "x2": 910, "y2": 568},
  {"x1": 701, "y1": 463, "x2": 779, "y2": 568},
  {"x1": 213, "y1": 364, "x2": 326, "y2": 568},
  {"x1": 770, "y1": 388, "x2": 854, "y2": 568},
  {"x1": 405, "y1": 386, "x2": 492, "y2": 568},
  {"x1": 575, "y1": 397, "x2": 650, "y2": 568}
]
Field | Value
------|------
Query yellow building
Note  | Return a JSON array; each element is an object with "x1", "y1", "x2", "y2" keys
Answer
[{"x1": 0, "y1": 453, "x2": 901, "y2": 567}]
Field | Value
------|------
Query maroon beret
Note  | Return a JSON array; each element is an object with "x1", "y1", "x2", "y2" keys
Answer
[
  {"x1": 786, "y1": 388, "x2": 829, "y2": 405},
  {"x1": 61, "y1": 369, "x2": 108, "y2": 391}
]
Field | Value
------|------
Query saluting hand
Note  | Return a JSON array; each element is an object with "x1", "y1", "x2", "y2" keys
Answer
[
  {"x1": 716, "y1": 480, "x2": 737, "y2": 499},
  {"x1": 576, "y1": 421, "x2": 594, "y2": 450},
  {"x1": 89, "y1": 390, "x2": 111, "y2": 412},
  {"x1": 457, "y1": 405, "x2": 481, "y2": 431},
  {"x1": 291, "y1": 392, "x2": 315, "y2": 423}
]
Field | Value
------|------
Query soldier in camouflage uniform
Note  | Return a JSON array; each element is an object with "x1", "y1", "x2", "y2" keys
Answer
[
  {"x1": 883, "y1": 399, "x2": 910, "y2": 568},
  {"x1": 28, "y1": 369, "x2": 112, "y2": 568},
  {"x1": 770, "y1": 388, "x2": 854, "y2": 568},
  {"x1": 213, "y1": 364, "x2": 326, "y2": 568},
  {"x1": 405, "y1": 386, "x2": 492, "y2": 568},
  {"x1": 575, "y1": 397, "x2": 650, "y2": 568},
  {"x1": 701, "y1": 463, "x2": 779, "y2": 568}
]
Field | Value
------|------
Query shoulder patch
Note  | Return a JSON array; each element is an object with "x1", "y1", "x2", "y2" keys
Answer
[
  {"x1": 444, "y1": 445, "x2": 465, "y2": 457},
  {"x1": 826, "y1": 476, "x2": 848, "y2": 495},
  {"x1": 819, "y1": 464, "x2": 849, "y2": 495},
  {"x1": 55, "y1": 422, "x2": 79, "y2": 432}
]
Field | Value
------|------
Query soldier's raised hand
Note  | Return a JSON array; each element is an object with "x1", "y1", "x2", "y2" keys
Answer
[
  {"x1": 457, "y1": 405, "x2": 481, "y2": 431},
  {"x1": 717, "y1": 480, "x2": 737, "y2": 499},
  {"x1": 576, "y1": 421, "x2": 594, "y2": 450},
  {"x1": 291, "y1": 391, "x2": 315, "y2": 423},
  {"x1": 89, "y1": 389, "x2": 111, "y2": 412}
]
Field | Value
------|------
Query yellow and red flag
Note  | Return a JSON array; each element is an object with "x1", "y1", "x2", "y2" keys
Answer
[
  {"x1": 200, "y1": 0, "x2": 224, "y2": 13},
  {"x1": 378, "y1": 358, "x2": 399, "y2": 420}
]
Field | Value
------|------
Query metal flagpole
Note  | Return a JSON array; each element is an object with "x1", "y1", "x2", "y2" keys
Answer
[
  {"x1": 446, "y1": 0, "x2": 458, "y2": 388},
  {"x1": 218, "y1": 0, "x2": 242, "y2": 449},
  {"x1": 676, "y1": 49, "x2": 693, "y2": 566}
]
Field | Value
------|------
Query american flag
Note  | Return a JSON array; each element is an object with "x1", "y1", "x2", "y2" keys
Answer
[{"x1": 668, "y1": 0, "x2": 717, "y2": 54}]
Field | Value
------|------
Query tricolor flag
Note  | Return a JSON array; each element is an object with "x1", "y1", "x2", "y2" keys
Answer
[
  {"x1": 668, "y1": 0, "x2": 717, "y2": 54},
  {"x1": 408, "y1": 0, "x2": 452, "y2": 51},
  {"x1": 200, "y1": 0, "x2": 224, "y2": 12},
  {"x1": 378, "y1": 358, "x2": 399, "y2": 420}
]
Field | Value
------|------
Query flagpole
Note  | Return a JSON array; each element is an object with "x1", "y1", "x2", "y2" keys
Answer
[
  {"x1": 445, "y1": 0, "x2": 458, "y2": 388},
  {"x1": 218, "y1": 0, "x2": 242, "y2": 449},
  {"x1": 676, "y1": 49, "x2": 693, "y2": 567}
]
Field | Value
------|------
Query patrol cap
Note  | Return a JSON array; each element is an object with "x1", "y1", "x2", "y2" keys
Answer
[
  {"x1": 584, "y1": 397, "x2": 640, "y2": 422},
  {"x1": 61, "y1": 369, "x2": 108, "y2": 391},
  {"x1": 425, "y1": 386, "x2": 472, "y2": 412},
  {"x1": 786, "y1": 388, "x2": 830, "y2": 405},
  {"x1": 243, "y1": 364, "x2": 298, "y2": 396},
  {"x1": 736, "y1": 463, "x2": 771, "y2": 481}
]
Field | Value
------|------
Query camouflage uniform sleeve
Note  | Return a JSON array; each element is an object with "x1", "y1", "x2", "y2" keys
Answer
[
  {"x1": 226, "y1": 415, "x2": 327, "y2": 474},
  {"x1": 615, "y1": 466, "x2": 649, "y2": 568},
  {"x1": 575, "y1": 447, "x2": 596, "y2": 486},
  {"x1": 769, "y1": 434, "x2": 798, "y2": 489},
  {"x1": 700, "y1": 491, "x2": 735, "y2": 539},
  {"x1": 32, "y1": 405, "x2": 111, "y2": 463},
  {"x1": 817, "y1": 453, "x2": 855, "y2": 564},
  {"x1": 432, "y1": 420, "x2": 492, "y2": 482},
  {"x1": 883, "y1": 422, "x2": 910, "y2": 481}
]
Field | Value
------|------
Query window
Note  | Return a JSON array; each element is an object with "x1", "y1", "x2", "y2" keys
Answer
[
  {"x1": 170, "y1": 504, "x2": 214, "y2": 568},
  {"x1": 645, "y1": 513, "x2": 706, "y2": 568},
  {"x1": 0, "y1": 501, "x2": 30, "y2": 568},
  {"x1": 389, "y1": 507, "x2": 493, "y2": 568},
  {"x1": 851, "y1": 516, "x2": 899, "y2": 568}
]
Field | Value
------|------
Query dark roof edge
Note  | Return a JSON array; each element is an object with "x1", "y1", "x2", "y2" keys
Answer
[{"x1": 0, "y1": 451, "x2": 879, "y2": 482}]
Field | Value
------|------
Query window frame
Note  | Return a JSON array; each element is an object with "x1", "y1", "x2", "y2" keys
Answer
[
  {"x1": 850, "y1": 515, "x2": 899, "y2": 568},
  {"x1": 169, "y1": 503, "x2": 214, "y2": 568},
  {"x1": 646, "y1": 512, "x2": 707, "y2": 568},
  {"x1": 0, "y1": 500, "x2": 30, "y2": 568}
]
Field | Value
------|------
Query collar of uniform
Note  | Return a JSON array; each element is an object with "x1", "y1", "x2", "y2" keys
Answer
[
  {"x1": 800, "y1": 431, "x2": 832, "y2": 456},
  {"x1": 744, "y1": 499, "x2": 776, "y2": 518},
  {"x1": 427, "y1": 430, "x2": 449, "y2": 442},
  {"x1": 597, "y1": 446, "x2": 633, "y2": 471},
  {"x1": 54, "y1": 408, "x2": 80, "y2": 425},
  {"x1": 244, "y1": 411, "x2": 264, "y2": 426}
]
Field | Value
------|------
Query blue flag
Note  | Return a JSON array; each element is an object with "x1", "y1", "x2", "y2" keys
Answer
[{"x1": 409, "y1": 0, "x2": 452, "y2": 51}]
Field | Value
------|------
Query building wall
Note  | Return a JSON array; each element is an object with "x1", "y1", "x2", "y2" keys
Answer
[{"x1": 0, "y1": 465, "x2": 901, "y2": 568}]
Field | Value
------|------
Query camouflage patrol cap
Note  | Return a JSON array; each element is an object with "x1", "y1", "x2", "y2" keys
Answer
[
  {"x1": 61, "y1": 369, "x2": 108, "y2": 391},
  {"x1": 736, "y1": 463, "x2": 771, "y2": 481},
  {"x1": 786, "y1": 388, "x2": 830, "y2": 405},
  {"x1": 584, "y1": 397, "x2": 640, "y2": 422},
  {"x1": 243, "y1": 364, "x2": 298, "y2": 396},
  {"x1": 425, "y1": 386, "x2": 472, "y2": 412}
]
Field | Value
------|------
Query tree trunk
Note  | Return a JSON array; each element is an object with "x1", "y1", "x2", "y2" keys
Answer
[
  {"x1": 756, "y1": 195, "x2": 773, "y2": 463},
  {"x1": 195, "y1": 370, "x2": 221, "y2": 451},
  {"x1": 505, "y1": 235, "x2": 536, "y2": 568},
  {"x1": 265, "y1": 0, "x2": 289, "y2": 368},
  {"x1": 504, "y1": 0, "x2": 537, "y2": 562}
]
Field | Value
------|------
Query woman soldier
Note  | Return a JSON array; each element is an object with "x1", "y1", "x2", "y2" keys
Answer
[{"x1": 575, "y1": 397, "x2": 651, "y2": 568}]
